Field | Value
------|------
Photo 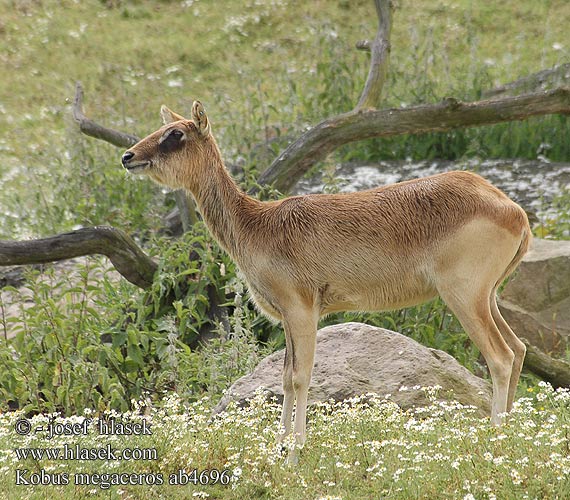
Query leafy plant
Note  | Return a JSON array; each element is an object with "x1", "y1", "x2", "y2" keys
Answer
[
  {"x1": 535, "y1": 187, "x2": 570, "y2": 240},
  {"x1": 0, "y1": 223, "x2": 274, "y2": 414}
]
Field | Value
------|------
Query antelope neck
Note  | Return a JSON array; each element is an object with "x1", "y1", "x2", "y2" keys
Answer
[{"x1": 185, "y1": 156, "x2": 259, "y2": 258}]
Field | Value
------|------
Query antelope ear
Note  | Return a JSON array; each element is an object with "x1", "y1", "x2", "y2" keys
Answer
[
  {"x1": 160, "y1": 105, "x2": 186, "y2": 125},
  {"x1": 190, "y1": 100, "x2": 211, "y2": 136}
]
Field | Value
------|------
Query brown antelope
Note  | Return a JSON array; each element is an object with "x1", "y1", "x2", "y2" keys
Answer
[{"x1": 121, "y1": 101, "x2": 531, "y2": 460}]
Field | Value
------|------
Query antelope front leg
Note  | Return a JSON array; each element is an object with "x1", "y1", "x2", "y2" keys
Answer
[
  {"x1": 278, "y1": 346, "x2": 294, "y2": 441},
  {"x1": 292, "y1": 333, "x2": 317, "y2": 445},
  {"x1": 281, "y1": 309, "x2": 318, "y2": 464}
]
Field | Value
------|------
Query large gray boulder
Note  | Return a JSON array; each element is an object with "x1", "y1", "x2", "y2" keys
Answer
[
  {"x1": 499, "y1": 238, "x2": 570, "y2": 354},
  {"x1": 216, "y1": 322, "x2": 491, "y2": 415}
]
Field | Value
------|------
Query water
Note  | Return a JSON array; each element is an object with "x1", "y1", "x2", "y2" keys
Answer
[{"x1": 295, "y1": 158, "x2": 570, "y2": 222}]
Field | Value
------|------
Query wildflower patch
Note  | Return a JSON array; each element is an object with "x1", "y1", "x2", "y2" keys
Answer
[{"x1": 0, "y1": 387, "x2": 569, "y2": 499}]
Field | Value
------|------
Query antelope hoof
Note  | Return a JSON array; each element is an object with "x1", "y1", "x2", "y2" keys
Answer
[{"x1": 285, "y1": 449, "x2": 299, "y2": 466}]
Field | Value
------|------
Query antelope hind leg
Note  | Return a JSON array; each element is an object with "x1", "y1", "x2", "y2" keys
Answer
[{"x1": 490, "y1": 292, "x2": 526, "y2": 411}]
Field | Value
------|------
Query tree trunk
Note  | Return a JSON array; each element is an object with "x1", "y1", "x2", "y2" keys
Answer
[{"x1": 355, "y1": 0, "x2": 393, "y2": 110}]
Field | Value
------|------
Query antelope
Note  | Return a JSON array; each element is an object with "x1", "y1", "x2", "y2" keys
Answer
[{"x1": 121, "y1": 101, "x2": 531, "y2": 461}]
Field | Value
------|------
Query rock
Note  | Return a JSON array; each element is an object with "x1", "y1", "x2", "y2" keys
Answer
[
  {"x1": 215, "y1": 322, "x2": 491, "y2": 415},
  {"x1": 499, "y1": 238, "x2": 570, "y2": 354}
]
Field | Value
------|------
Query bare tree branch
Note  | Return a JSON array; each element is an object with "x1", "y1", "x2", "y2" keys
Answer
[
  {"x1": 355, "y1": 0, "x2": 393, "y2": 110},
  {"x1": 257, "y1": 87, "x2": 570, "y2": 194},
  {"x1": 522, "y1": 338, "x2": 570, "y2": 388},
  {"x1": 355, "y1": 40, "x2": 371, "y2": 52},
  {"x1": 174, "y1": 190, "x2": 199, "y2": 232},
  {"x1": 73, "y1": 82, "x2": 140, "y2": 148},
  {"x1": 483, "y1": 63, "x2": 570, "y2": 99},
  {"x1": 0, "y1": 227, "x2": 230, "y2": 340},
  {"x1": 0, "y1": 227, "x2": 157, "y2": 289}
]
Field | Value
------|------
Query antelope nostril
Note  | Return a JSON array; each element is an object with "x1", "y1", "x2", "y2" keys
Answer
[{"x1": 121, "y1": 151, "x2": 135, "y2": 166}]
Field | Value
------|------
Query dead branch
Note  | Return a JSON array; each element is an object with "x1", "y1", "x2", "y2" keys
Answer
[
  {"x1": 0, "y1": 228, "x2": 230, "y2": 341},
  {"x1": 356, "y1": 40, "x2": 372, "y2": 52},
  {"x1": 0, "y1": 227, "x2": 157, "y2": 289},
  {"x1": 355, "y1": 0, "x2": 393, "y2": 110},
  {"x1": 0, "y1": 267, "x2": 28, "y2": 288},
  {"x1": 174, "y1": 190, "x2": 199, "y2": 232},
  {"x1": 73, "y1": 82, "x2": 139, "y2": 148},
  {"x1": 483, "y1": 63, "x2": 570, "y2": 99},
  {"x1": 522, "y1": 338, "x2": 570, "y2": 388},
  {"x1": 257, "y1": 87, "x2": 570, "y2": 194}
]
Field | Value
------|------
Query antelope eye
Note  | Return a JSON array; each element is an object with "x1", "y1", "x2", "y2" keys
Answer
[{"x1": 159, "y1": 129, "x2": 185, "y2": 153}]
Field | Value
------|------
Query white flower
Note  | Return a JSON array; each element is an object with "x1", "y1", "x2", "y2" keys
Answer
[{"x1": 511, "y1": 468, "x2": 522, "y2": 485}]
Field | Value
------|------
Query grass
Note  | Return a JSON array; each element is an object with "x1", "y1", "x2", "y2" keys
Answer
[
  {"x1": 1, "y1": 1, "x2": 570, "y2": 497},
  {"x1": 1, "y1": 0, "x2": 570, "y2": 238},
  {"x1": 1, "y1": 385, "x2": 569, "y2": 499}
]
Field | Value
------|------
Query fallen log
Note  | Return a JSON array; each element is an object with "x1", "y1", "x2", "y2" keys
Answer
[{"x1": 522, "y1": 338, "x2": 570, "y2": 388}]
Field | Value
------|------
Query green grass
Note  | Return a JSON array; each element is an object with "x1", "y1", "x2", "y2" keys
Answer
[
  {"x1": 1, "y1": 385, "x2": 569, "y2": 499},
  {"x1": 1, "y1": 2, "x2": 570, "y2": 497},
  {"x1": 1, "y1": 0, "x2": 570, "y2": 238}
]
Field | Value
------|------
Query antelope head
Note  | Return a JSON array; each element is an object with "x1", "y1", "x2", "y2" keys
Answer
[{"x1": 121, "y1": 100, "x2": 212, "y2": 191}]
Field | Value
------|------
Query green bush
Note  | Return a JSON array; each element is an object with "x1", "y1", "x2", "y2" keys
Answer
[{"x1": 0, "y1": 224, "x2": 272, "y2": 415}]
